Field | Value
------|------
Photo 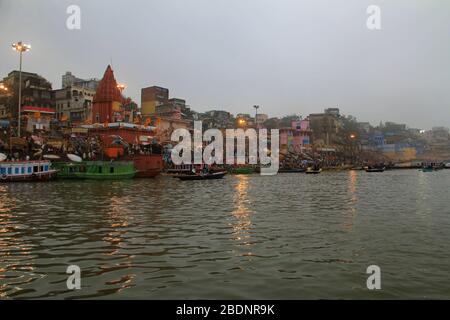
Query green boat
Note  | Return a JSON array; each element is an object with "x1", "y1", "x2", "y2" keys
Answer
[
  {"x1": 52, "y1": 162, "x2": 85, "y2": 179},
  {"x1": 231, "y1": 166, "x2": 255, "y2": 175},
  {"x1": 53, "y1": 161, "x2": 136, "y2": 180}
]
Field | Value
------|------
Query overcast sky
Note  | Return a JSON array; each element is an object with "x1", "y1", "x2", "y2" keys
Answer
[{"x1": 0, "y1": 0, "x2": 449, "y2": 129}]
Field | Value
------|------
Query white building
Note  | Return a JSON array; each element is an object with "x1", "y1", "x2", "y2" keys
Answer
[{"x1": 54, "y1": 85, "x2": 96, "y2": 123}]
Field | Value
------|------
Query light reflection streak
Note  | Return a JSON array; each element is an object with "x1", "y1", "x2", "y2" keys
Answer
[
  {"x1": 101, "y1": 192, "x2": 136, "y2": 294},
  {"x1": 342, "y1": 170, "x2": 358, "y2": 232},
  {"x1": 231, "y1": 175, "x2": 254, "y2": 259}
]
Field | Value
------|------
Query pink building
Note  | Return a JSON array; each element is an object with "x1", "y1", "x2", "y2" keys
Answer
[{"x1": 279, "y1": 118, "x2": 311, "y2": 153}]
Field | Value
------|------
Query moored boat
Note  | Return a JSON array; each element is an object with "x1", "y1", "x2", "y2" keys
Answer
[
  {"x1": 176, "y1": 171, "x2": 227, "y2": 181},
  {"x1": 278, "y1": 168, "x2": 305, "y2": 173},
  {"x1": 125, "y1": 154, "x2": 163, "y2": 178},
  {"x1": 0, "y1": 160, "x2": 58, "y2": 182},
  {"x1": 305, "y1": 168, "x2": 322, "y2": 174},
  {"x1": 52, "y1": 162, "x2": 86, "y2": 179},
  {"x1": 53, "y1": 160, "x2": 137, "y2": 180},
  {"x1": 305, "y1": 167, "x2": 322, "y2": 174},
  {"x1": 73, "y1": 161, "x2": 136, "y2": 180},
  {"x1": 230, "y1": 166, "x2": 255, "y2": 175},
  {"x1": 365, "y1": 166, "x2": 386, "y2": 173}
]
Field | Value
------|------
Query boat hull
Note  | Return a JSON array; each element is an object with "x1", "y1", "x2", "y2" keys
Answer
[
  {"x1": 305, "y1": 168, "x2": 322, "y2": 174},
  {"x1": 365, "y1": 168, "x2": 386, "y2": 173},
  {"x1": 0, "y1": 170, "x2": 58, "y2": 182},
  {"x1": 177, "y1": 172, "x2": 227, "y2": 181},
  {"x1": 278, "y1": 168, "x2": 305, "y2": 173},
  {"x1": 75, "y1": 172, "x2": 136, "y2": 180},
  {"x1": 0, "y1": 160, "x2": 58, "y2": 183},
  {"x1": 125, "y1": 154, "x2": 163, "y2": 178},
  {"x1": 231, "y1": 167, "x2": 255, "y2": 175}
]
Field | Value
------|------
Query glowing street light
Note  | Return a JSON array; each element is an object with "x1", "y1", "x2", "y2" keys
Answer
[
  {"x1": 0, "y1": 83, "x2": 8, "y2": 92},
  {"x1": 350, "y1": 133, "x2": 356, "y2": 139},
  {"x1": 238, "y1": 119, "x2": 246, "y2": 126},
  {"x1": 117, "y1": 83, "x2": 126, "y2": 92},
  {"x1": 12, "y1": 41, "x2": 31, "y2": 137}
]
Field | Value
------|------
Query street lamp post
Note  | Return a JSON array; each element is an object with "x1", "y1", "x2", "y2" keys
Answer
[
  {"x1": 12, "y1": 41, "x2": 31, "y2": 138},
  {"x1": 253, "y1": 105, "x2": 259, "y2": 129}
]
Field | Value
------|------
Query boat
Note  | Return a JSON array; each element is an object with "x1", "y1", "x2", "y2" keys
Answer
[
  {"x1": 365, "y1": 166, "x2": 386, "y2": 173},
  {"x1": 53, "y1": 161, "x2": 136, "y2": 180},
  {"x1": 305, "y1": 167, "x2": 322, "y2": 174},
  {"x1": 278, "y1": 168, "x2": 305, "y2": 173},
  {"x1": 71, "y1": 161, "x2": 136, "y2": 180},
  {"x1": 420, "y1": 166, "x2": 443, "y2": 172},
  {"x1": 124, "y1": 154, "x2": 163, "y2": 178},
  {"x1": 0, "y1": 160, "x2": 58, "y2": 182},
  {"x1": 176, "y1": 171, "x2": 227, "y2": 181},
  {"x1": 230, "y1": 166, "x2": 255, "y2": 175},
  {"x1": 52, "y1": 162, "x2": 86, "y2": 179}
]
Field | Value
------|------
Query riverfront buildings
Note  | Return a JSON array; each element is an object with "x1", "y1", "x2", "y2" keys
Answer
[
  {"x1": 0, "y1": 71, "x2": 54, "y2": 121},
  {"x1": 1, "y1": 64, "x2": 449, "y2": 162}
]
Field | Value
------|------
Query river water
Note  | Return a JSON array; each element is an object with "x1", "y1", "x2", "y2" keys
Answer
[{"x1": 0, "y1": 170, "x2": 449, "y2": 299}]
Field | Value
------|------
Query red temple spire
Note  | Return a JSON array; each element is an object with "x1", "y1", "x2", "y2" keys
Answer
[{"x1": 92, "y1": 65, "x2": 123, "y2": 123}]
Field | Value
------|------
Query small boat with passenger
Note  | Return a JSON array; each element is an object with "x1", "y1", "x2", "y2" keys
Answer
[
  {"x1": 365, "y1": 166, "x2": 386, "y2": 173},
  {"x1": 305, "y1": 164, "x2": 322, "y2": 174},
  {"x1": 176, "y1": 171, "x2": 227, "y2": 181}
]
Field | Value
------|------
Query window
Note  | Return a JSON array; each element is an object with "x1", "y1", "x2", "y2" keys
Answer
[
  {"x1": 44, "y1": 165, "x2": 49, "y2": 171},
  {"x1": 98, "y1": 166, "x2": 102, "y2": 174},
  {"x1": 110, "y1": 167, "x2": 114, "y2": 174},
  {"x1": 28, "y1": 167, "x2": 32, "y2": 173},
  {"x1": 7, "y1": 168, "x2": 12, "y2": 174},
  {"x1": 15, "y1": 168, "x2": 19, "y2": 174},
  {"x1": 21, "y1": 167, "x2": 25, "y2": 174},
  {"x1": 0, "y1": 168, "x2": 5, "y2": 174},
  {"x1": 33, "y1": 166, "x2": 38, "y2": 173}
]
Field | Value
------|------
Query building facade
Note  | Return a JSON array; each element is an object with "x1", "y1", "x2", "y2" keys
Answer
[
  {"x1": 0, "y1": 71, "x2": 54, "y2": 121},
  {"x1": 54, "y1": 85, "x2": 96, "y2": 123},
  {"x1": 279, "y1": 119, "x2": 311, "y2": 153},
  {"x1": 309, "y1": 108, "x2": 343, "y2": 146},
  {"x1": 62, "y1": 71, "x2": 99, "y2": 91},
  {"x1": 141, "y1": 86, "x2": 169, "y2": 115}
]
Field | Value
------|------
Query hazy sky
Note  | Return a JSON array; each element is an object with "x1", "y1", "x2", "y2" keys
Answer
[{"x1": 0, "y1": 0, "x2": 449, "y2": 129}]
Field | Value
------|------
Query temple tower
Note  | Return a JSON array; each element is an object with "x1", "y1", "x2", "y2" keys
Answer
[{"x1": 92, "y1": 65, "x2": 123, "y2": 123}]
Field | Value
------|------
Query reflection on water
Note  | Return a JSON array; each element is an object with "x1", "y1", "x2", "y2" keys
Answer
[
  {"x1": 231, "y1": 175, "x2": 253, "y2": 259},
  {"x1": 1, "y1": 170, "x2": 450, "y2": 299},
  {"x1": 342, "y1": 170, "x2": 358, "y2": 232}
]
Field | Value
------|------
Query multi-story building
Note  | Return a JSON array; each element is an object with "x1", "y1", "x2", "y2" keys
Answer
[
  {"x1": 200, "y1": 110, "x2": 235, "y2": 129},
  {"x1": 309, "y1": 109, "x2": 343, "y2": 146},
  {"x1": 154, "y1": 98, "x2": 188, "y2": 120},
  {"x1": 62, "y1": 71, "x2": 99, "y2": 91},
  {"x1": 256, "y1": 113, "x2": 269, "y2": 124},
  {"x1": 279, "y1": 118, "x2": 311, "y2": 153},
  {"x1": 54, "y1": 85, "x2": 96, "y2": 123},
  {"x1": 141, "y1": 86, "x2": 169, "y2": 115},
  {"x1": 0, "y1": 70, "x2": 55, "y2": 120}
]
